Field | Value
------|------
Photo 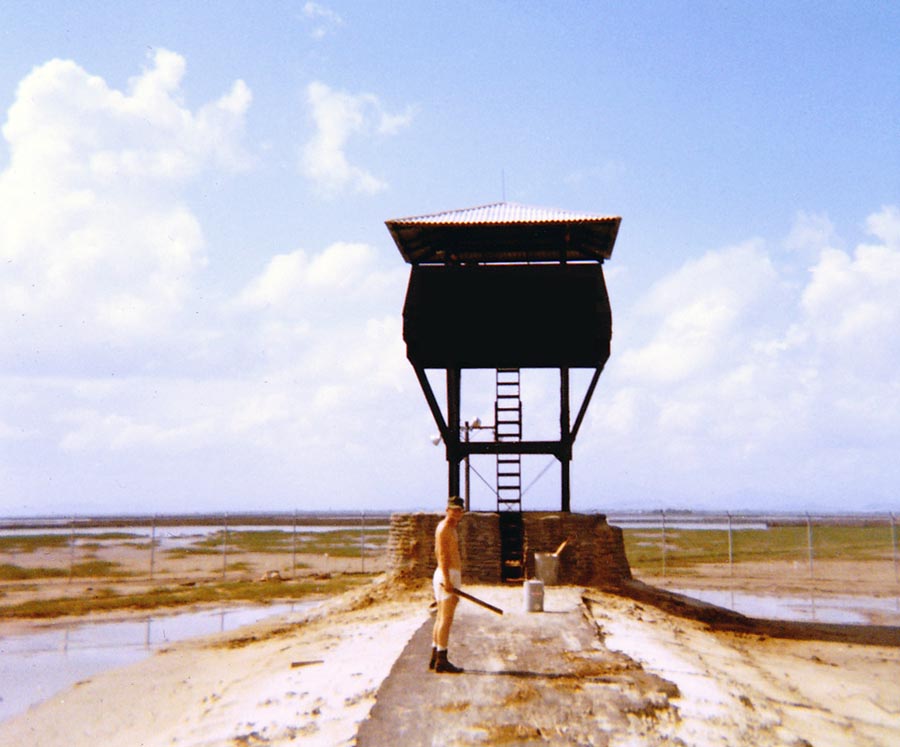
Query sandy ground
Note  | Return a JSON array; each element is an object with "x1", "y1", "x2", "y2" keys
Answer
[
  {"x1": 0, "y1": 583, "x2": 431, "y2": 747},
  {"x1": 2, "y1": 573, "x2": 899, "y2": 747},
  {"x1": 589, "y1": 591, "x2": 900, "y2": 746}
]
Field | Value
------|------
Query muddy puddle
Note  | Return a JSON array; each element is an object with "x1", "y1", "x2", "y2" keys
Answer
[
  {"x1": 670, "y1": 588, "x2": 900, "y2": 625},
  {"x1": 0, "y1": 601, "x2": 316, "y2": 723}
]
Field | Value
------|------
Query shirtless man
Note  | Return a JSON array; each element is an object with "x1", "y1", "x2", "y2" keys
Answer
[{"x1": 430, "y1": 495, "x2": 465, "y2": 673}]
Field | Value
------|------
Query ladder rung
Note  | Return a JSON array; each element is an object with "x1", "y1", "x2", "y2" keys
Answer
[{"x1": 496, "y1": 366, "x2": 522, "y2": 512}]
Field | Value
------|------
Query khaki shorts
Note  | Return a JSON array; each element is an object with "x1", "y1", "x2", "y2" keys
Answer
[{"x1": 433, "y1": 568, "x2": 461, "y2": 602}]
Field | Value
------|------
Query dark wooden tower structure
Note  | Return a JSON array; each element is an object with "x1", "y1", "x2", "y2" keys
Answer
[{"x1": 387, "y1": 202, "x2": 621, "y2": 580}]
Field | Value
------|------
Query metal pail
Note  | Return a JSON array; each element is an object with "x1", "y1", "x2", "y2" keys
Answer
[{"x1": 534, "y1": 552, "x2": 559, "y2": 585}]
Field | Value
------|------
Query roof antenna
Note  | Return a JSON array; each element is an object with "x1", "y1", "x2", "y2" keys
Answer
[{"x1": 501, "y1": 169, "x2": 506, "y2": 203}]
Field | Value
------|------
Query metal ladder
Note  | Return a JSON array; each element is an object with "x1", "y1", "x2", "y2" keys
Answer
[{"x1": 495, "y1": 368, "x2": 524, "y2": 581}]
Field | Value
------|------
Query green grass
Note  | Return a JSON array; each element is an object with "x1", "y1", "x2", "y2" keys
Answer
[
  {"x1": 0, "y1": 532, "x2": 142, "y2": 554},
  {"x1": 166, "y1": 529, "x2": 293, "y2": 555},
  {"x1": 623, "y1": 524, "x2": 896, "y2": 573},
  {"x1": 161, "y1": 528, "x2": 389, "y2": 558},
  {"x1": 0, "y1": 560, "x2": 130, "y2": 581},
  {"x1": 0, "y1": 575, "x2": 373, "y2": 619},
  {"x1": 299, "y1": 528, "x2": 389, "y2": 557},
  {"x1": 0, "y1": 534, "x2": 72, "y2": 553},
  {"x1": 163, "y1": 546, "x2": 222, "y2": 558},
  {"x1": 70, "y1": 560, "x2": 131, "y2": 578},
  {"x1": 0, "y1": 563, "x2": 67, "y2": 580}
]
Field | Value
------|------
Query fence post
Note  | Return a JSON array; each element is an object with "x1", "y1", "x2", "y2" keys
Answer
[
  {"x1": 222, "y1": 512, "x2": 229, "y2": 579},
  {"x1": 891, "y1": 512, "x2": 898, "y2": 583},
  {"x1": 727, "y1": 512, "x2": 734, "y2": 577},
  {"x1": 150, "y1": 515, "x2": 156, "y2": 580},
  {"x1": 360, "y1": 511, "x2": 366, "y2": 573},
  {"x1": 292, "y1": 510, "x2": 298, "y2": 580},
  {"x1": 68, "y1": 516, "x2": 76, "y2": 584},
  {"x1": 661, "y1": 510, "x2": 667, "y2": 577},
  {"x1": 806, "y1": 512, "x2": 814, "y2": 579}
]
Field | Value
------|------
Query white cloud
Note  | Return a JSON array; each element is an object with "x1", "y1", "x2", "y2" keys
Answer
[
  {"x1": 784, "y1": 210, "x2": 837, "y2": 255},
  {"x1": 0, "y1": 49, "x2": 251, "y2": 361},
  {"x1": 800, "y1": 208, "x2": 900, "y2": 369},
  {"x1": 618, "y1": 240, "x2": 780, "y2": 384},
  {"x1": 300, "y1": 81, "x2": 413, "y2": 196},
  {"x1": 233, "y1": 241, "x2": 409, "y2": 396},
  {"x1": 866, "y1": 205, "x2": 900, "y2": 247},
  {"x1": 237, "y1": 240, "x2": 406, "y2": 320},
  {"x1": 586, "y1": 205, "x2": 900, "y2": 507},
  {"x1": 302, "y1": 2, "x2": 343, "y2": 39}
]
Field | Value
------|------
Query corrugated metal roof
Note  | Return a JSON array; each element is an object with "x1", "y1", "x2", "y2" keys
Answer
[
  {"x1": 389, "y1": 201, "x2": 619, "y2": 226},
  {"x1": 386, "y1": 201, "x2": 621, "y2": 265}
]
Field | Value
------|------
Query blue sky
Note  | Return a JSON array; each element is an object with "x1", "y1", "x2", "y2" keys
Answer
[{"x1": 1, "y1": 1, "x2": 898, "y2": 516}]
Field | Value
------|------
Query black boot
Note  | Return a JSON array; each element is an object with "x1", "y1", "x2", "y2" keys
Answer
[
  {"x1": 428, "y1": 646, "x2": 438, "y2": 670},
  {"x1": 434, "y1": 650, "x2": 463, "y2": 674}
]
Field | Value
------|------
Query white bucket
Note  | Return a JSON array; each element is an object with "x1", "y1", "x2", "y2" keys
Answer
[
  {"x1": 534, "y1": 552, "x2": 559, "y2": 586},
  {"x1": 523, "y1": 579, "x2": 544, "y2": 612}
]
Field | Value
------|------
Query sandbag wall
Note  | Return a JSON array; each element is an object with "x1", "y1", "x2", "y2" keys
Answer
[{"x1": 387, "y1": 511, "x2": 632, "y2": 588}]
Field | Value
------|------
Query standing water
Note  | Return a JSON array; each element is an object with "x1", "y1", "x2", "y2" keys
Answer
[
  {"x1": 0, "y1": 601, "x2": 316, "y2": 723},
  {"x1": 667, "y1": 588, "x2": 900, "y2": 625}
]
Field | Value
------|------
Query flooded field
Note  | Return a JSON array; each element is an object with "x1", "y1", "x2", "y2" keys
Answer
[
  {"x1": 0, "y1": 601, "x2": 317, "y2": 723},
  {"x1": 667, "y1": 587, "x2": 900, "y2": 626},
  {"x1": 0, "y1": 515, "x2": 389, "y2": 620},
  {"x1": 0, "y1": 516, "x2": 384, "y2": 723}
]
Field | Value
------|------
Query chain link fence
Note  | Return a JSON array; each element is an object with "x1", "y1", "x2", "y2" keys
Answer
[
  {"x1": 610, "y1": 511, "x2": 899, "y2": 584},
  {"x1": 0, "y1": 513, "x2": 390, "y2": 590}
]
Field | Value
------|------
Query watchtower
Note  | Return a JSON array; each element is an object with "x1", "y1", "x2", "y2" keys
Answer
[{"x1": 387, "y1": 202, "x2": 620, "y2": 579}]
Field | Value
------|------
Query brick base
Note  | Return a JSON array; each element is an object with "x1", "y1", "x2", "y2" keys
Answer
[{"x1": 387, "y1": 511, "x2": 632, "y2": 588}]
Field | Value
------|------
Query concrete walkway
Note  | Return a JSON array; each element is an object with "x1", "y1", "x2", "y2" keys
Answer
[{"x1": 355, "y1": 585, "x2": 676, "y2": 746}]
